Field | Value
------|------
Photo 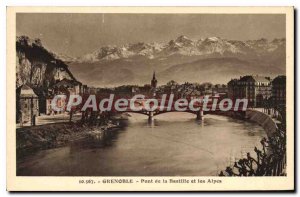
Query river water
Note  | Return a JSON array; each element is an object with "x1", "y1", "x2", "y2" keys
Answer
[{"x1": 17, "y1": 113, "x2": 266, "y2": 176}]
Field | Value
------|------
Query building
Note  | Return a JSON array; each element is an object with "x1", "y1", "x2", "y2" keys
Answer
[
  {"x1": 174, "y1": 82, "x2": 200, "y2": 99},
  {"x1": 212, "y1": 84, "x2": 228, "y2": 98},
  {"x1": 139, "y1": 84, "x2": 152, "y2": 97},
  {"x1": 16, "y1": 85, "x2": 39, "y2": 125},
  {"x1": 227, "y1": 79, "x2": 239, "y2": 99},
  {"x1": 114, "y1": 85, "x2": 139, "y2": 98},
  {"x1": 46, "y1": 78, "x2": 82, "y2": 115},
  {"x1": 186, "y1": 89, "x2": 202, "y2": 99},
  {"x1": 202, "y1": 83, "x2": 213, "y2": 96},
  {"x1": 272, "y1": 75, "x2": 286, "y2": 106},
  {"x1": 82, "y1": 85, "x2": 89, "y2": 94},
  {"x1": 151, "y1": 71, "x2": 158, "y2": 88},
  {"x1": 52, "y1": 78, "x2": 82, "y2": 95},
  {"x1": 227, "y1": 75, "x2": 272, "y2": 107},
  {"x1": 150, "y1": 71, "x2": 158, "y2": 97}
]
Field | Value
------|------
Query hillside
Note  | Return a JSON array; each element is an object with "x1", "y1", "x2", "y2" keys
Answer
[
  {"x1": 158, "y1": 57, "x2": 285, "y2": 84},
  {"x1": 16, "y1": 36, "x2": 78, "y2": 92}
]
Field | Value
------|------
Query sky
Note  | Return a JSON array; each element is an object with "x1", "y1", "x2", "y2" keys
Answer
[{"x1": 16, "y1": 13, "x2": 286, "y2": 57}]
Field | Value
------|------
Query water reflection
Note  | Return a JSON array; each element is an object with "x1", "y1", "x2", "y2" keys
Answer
[{"x1": 147, "y1": 119, "x2": 156, "y2": 128}]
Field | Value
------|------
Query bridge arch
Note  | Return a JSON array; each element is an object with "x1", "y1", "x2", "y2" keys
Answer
[
  {"x1": 119, "y1": 110, "x2": 203, "y2": 121},
  {"x1": 153, "y1": 110, "x2": 198, "y2": 117}
]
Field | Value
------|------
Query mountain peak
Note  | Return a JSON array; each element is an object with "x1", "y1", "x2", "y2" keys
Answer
[
  {"x1": 175, "y1": 35, "x2": 190, "y2": 42},
  {"x1": 205, "y1": 37, "x2": 221, "y2": 42}
]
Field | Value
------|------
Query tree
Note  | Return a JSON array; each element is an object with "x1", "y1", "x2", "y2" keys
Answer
[{"x1": 166, "y1": 80, "x2": 178, "y2": 87}]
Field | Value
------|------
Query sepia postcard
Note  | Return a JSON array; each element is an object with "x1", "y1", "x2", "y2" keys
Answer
[{"x1": 7, "y1": 6, "x2": 294, "y2": 191}]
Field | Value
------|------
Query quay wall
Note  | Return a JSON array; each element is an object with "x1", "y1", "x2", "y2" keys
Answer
[{"x1": 244, "y1": 109, "x2": 278, "y2": 137}]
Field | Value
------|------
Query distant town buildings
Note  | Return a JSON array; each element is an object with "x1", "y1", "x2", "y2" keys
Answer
[
  {"x1": 212, "y1": 84, "x2": 228, "y2": 98},
  {"x1": 155, "y1": 80, "x2": 227, "y2": 99},
  {"x1": 176, "y1": 82, "x2": 201, "y2": 99},
  {"x1": 16, "y1": 65, "x2": 287, "y2": 126}
]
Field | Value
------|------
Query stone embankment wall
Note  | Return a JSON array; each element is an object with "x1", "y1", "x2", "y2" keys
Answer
[{"x1": 245, "y1": 109, "x2": 278, "y2": 137}]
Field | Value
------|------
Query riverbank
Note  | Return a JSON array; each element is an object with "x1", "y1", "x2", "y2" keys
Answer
[{"x1": 16, "y1": 121, "x2": 120, "y2": 157}]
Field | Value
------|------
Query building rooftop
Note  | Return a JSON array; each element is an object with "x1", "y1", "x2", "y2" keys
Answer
[
  {"x1": 240, "y1": 75, "x2": 271, "y2": 83},
  {"x1": 272, "y1": 75, "x2": 286, "y2": 84},
  {"x1": 20, "y1": 85, "x2": 38, "y2": 98},
  {"x1": 53, "y1": 78, "x2": 81, "y2": 88}
]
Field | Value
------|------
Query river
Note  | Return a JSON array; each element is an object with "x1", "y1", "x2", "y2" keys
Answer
[{"x1": 17, "y1": 113, "x2": 266, "y2": 176}]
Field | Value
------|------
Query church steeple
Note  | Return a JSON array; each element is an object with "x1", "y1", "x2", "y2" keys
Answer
[
  {"x1": 151, "y1": 71, "x2": 157, "y2": 88},
  {"x1": 152, "y1": 71, "x2": 156, "y2": 80}
]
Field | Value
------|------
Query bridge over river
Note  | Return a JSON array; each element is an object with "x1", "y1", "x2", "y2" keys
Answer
[
  {"x1": 68, "y1": 96, "x2": 247, "y2": 124},
  {"x1": 111, "y1": 98, "x2": 247, "y2": 121}
]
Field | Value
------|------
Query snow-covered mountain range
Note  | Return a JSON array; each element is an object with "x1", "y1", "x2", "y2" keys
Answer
[{"x1": 64, "y1": 35, "x2": 285, "y2": 63}]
